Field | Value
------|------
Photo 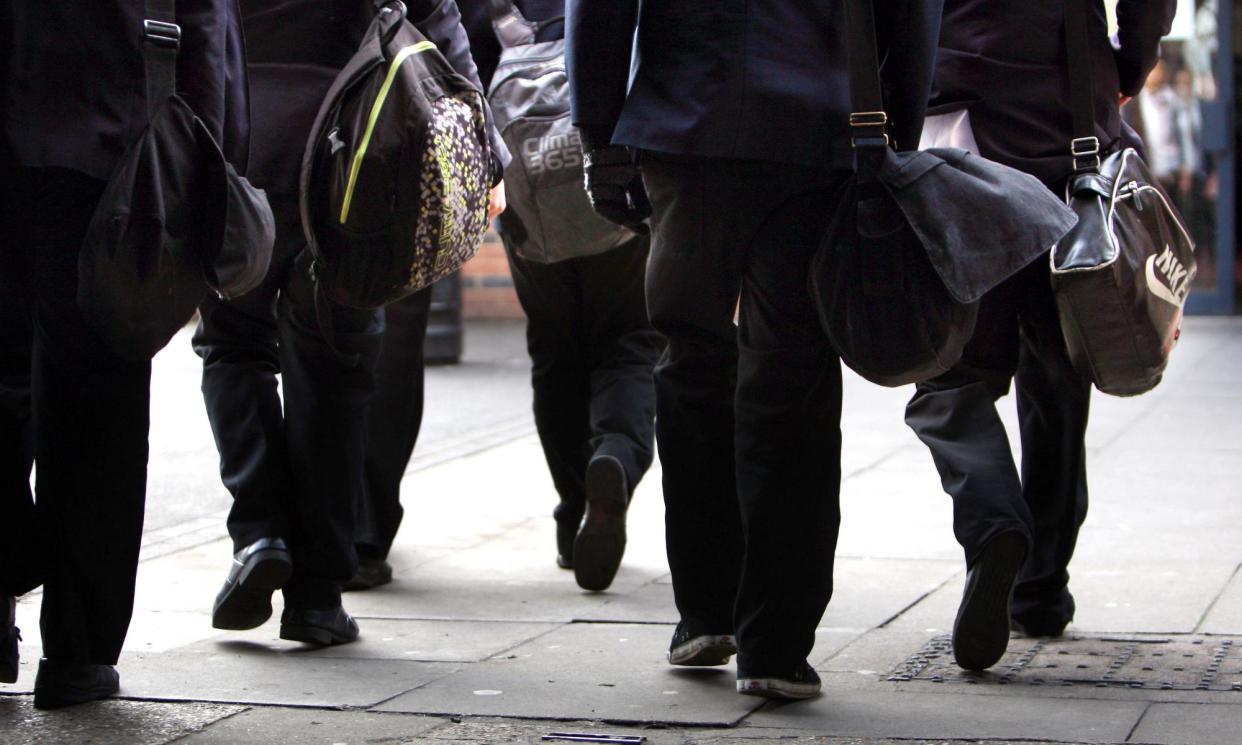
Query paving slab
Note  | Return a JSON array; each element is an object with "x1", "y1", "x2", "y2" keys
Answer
[
  {"x1": 132, "y1": 538, "x2": 238, "y2": 615},
  {"x1": 835, "y1": 448, "x2": 961, "y2": 563},
  {"x1": 1069, "y1": 561, "x2": 1239, "y2": 634},
  {"x1": 0, "y1": 696, "x2": 241, "y2": 745},
  {"x1": 115, "y1": 641, "x2": 457, "y2": 707},
  {"x1": 818, "y1": 628, "x2": 943, "y2": 675},
  {"x1": 820, "y1": 558, "x2": 961, "y2": 630},
  {"x1": 572, "y1": 557, "x2": 952, "y2": 630},
  {"x1": 221, "y1": 618, "x2": 557, "y2": 663},
  {"x1": 1109, "y1": 398, "x2": 1242, "y2": 452},
  {"x1": 413, "y1": 718, "x2": 686, "y2": 744},
  {"x1": 695, "y1": 738, "x2": 1080, "y2": 745},
  {"x1": 746, "y1": 688, "x2": 1147, "y2": 742},
  {"x1": 337, "y1": 571, "x2": 614, "y2": 623},
  {"x1": 1127, "y1": 702, "x2": 1242, "y2": 745},
  {"x1": 178, "y1": 707, "x2": 446, "y2": 744},
  {"x1": 374, "y1": 623, "x2": 762, "y2": 725},
  {"x1": 1200, "y1": 566, "x2": 1242, "y2": 634},
  {"x1": 578, "y1": 581, "x2": 677, "y2": 624},
  {"x1": 431, "y1": 522, "x2": 668, "y2": 597},
  {"x1": 876, "y1": 579, "x2": 962, "y2": 635}
]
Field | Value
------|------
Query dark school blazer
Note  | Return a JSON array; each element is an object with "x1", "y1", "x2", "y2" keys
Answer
[
  {"x1": 566, "y1": 0, "x2": 943, "y2": 169},
  {"x1": 1, "y1": 1, "x2": 250, "y2": 181},
  {"x1": 930, "y1": 0, "x2": 1176, "y2": 184}
]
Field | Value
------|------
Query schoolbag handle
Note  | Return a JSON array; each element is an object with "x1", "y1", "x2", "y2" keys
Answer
[
  {"x1": 374, "y1": 0, "x2": 408, "y2": 56},
  {"x1": 487, "y1": 0, "x2": 562, "y2": 48}
]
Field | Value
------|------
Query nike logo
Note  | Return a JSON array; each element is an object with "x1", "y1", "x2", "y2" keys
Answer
[{"x1": 1145, "y1": 245, "x2": 1190, "y2": 307}]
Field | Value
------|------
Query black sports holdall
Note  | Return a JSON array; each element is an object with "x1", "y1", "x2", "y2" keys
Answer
[
  {"x1": 485, "y1": 0, "x2": 634, "y2": 263},
  {"x1": 300, "y1": 0, "x2": 492, "y2": 310},
  {"x1": 78, "y1": 0, "x2": 275, "y2": 360},
  {"x1": 1049, "y1": 0, "x2": 1196, "y2": 397},
  {"x1": 811, "y1": 0, "x2": 1079, "y2": 387}
]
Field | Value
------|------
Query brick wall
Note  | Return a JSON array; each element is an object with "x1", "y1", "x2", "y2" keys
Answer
[{"x1": 461, "y1": 229, "x2": 525, "y2": 320}]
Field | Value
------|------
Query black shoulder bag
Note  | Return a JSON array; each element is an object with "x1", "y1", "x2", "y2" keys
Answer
[
  {"x1": 812, "y1": 0, "x2": 1080, "y2": 387},
  {"x1": 1049, "y1": 0, "x2": 1196, "y2": 396},
  {"x1": 78, "y1": 0, "x2": 275, "y2": 361}
]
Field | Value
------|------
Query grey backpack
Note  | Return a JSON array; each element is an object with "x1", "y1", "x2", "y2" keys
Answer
[{"x1": 485, "y1": 0, "x2": 633, "y2": 263}]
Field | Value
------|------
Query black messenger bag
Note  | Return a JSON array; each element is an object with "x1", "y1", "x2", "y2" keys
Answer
[
  {"x1": 79, "y1": 0, "x2": 275, "y2": 361},
  {"x1": 812, "y1": 0, "x2": 1079, "y2": 387},
  {"x1": 1049, "y1": 0, "x2": 1196, "y2": 397},
  {"x1": 300, "y1": 0, "x2": 492, "y2": 309}
]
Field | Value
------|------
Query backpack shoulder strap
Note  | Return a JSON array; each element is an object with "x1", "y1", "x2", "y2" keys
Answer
[
  {"x1": 488, "y1": 0, "x2": 537, "y2": 48},
  {"x1": 143, "y1": 0, "x2": 179, "y2": 118}
]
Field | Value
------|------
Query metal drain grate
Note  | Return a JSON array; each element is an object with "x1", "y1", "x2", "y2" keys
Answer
[{"x1": 889, "y1": 635, "x2": 1242, "y2": 691}]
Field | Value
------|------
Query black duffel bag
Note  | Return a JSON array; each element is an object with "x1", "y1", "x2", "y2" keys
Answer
[
  {"x1": 812, "y1": 0, "x2": 1079, "y2": 387},
  {"x1": 78, "y1": 1, "x2": 274, "y2": 361},
  {"x1": 1049, "y1": 0, "x2": 1196, "y2": 397}
]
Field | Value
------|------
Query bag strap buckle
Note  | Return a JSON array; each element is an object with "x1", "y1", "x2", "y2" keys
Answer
[
  {"x1": 143, "y1": 19, "x2": 181, "y2": 49},
  {"x1": 850, "y1": 111, "x2": 890, "y2": 149},
  {"x1": 1071, "y1": 136, "x2": 1100, "y2": 171}
]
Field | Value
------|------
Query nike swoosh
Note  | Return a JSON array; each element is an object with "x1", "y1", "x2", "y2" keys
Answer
[{"x1": 1145, "y1": 255, "x2": 1186, "y2": 308}]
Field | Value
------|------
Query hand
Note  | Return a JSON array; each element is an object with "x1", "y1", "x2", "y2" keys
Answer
[
  {"x1": 488, "y1": 181, "x2": 507, "y2": 221},
  {"x1": 582, "y1": 145, "x2": 650, "y2": 234}
]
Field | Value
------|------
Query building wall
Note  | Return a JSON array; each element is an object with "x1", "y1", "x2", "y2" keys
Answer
[{"x1": 461, "y1": 229, "x2": 524, "y2": 320}]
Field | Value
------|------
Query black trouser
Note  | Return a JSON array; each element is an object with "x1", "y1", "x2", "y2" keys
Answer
[
  {"x1": 0, "y1": 167, "x2": 150, "y2": 665},
  {"x1": 641, "y1": 153, "x2": 848, "y2": 677},
  {"x1": 904, "y1": 258, "x2": 1090, "y2": 631},
  {"x1": 355, "y1": 286, "x2": 433, "y2": 560},
  {"x1": 503, "y1": 233, "x2": 660, "y2": 533},
  {"x1": 193, "y1": 194, "x2": 383, "y2": 609}
]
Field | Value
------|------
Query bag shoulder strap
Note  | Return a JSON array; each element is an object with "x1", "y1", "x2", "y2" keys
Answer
[
  {"x1": 1063, "y1": 0, "x2": 1102, "y2": 172},
  {"x1": 143, "y1": 0, "x2": 180, "y2": 119},
  {"x1": 488, "y1": 0, "x2": 537, "y2": 48},
  {"x1": 843, "y1": 0, "x2": 891, "y2": 180}
]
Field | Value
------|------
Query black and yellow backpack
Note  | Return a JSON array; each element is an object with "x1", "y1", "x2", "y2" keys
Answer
[{"x1": 300, "y1": 0, "x2": 491, "y2": 309}]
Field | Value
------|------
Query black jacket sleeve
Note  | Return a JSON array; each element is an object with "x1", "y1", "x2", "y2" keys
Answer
[
  {"x1": 875, "y1": 0, "x2": 943, "y2": 152},
  {"x1": 565, "y1": 0, "x2": 640, "y2": 147},
  {"x1": 410, "y1": 0, "x2": 511, "y2": 177},
  {"x1": 1114, "y1": 0, "x2": 1177, "y2": 97},
  {"x1": 179, "y1": 0, "x2": 250, "y2": 171}
]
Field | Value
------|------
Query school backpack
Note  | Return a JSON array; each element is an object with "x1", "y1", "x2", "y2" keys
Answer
[
  {"x1": 485, "y1": 0, "x2": 635, "y2": 263},
  {"x1": 300, "y1": 0, "x2": 492, "y2": 309}
]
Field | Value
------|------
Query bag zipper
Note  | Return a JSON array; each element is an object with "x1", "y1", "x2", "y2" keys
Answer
[{"x1": 339, "y1": 40, "x2": 437, "y2": 224}]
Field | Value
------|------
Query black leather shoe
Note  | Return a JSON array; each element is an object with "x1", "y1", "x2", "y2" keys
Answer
[
  {"x1": 2, "y1": 596, "x2": 19, "y2": 684},
  {"x1": 212, "y1": 537, "x2": 293, "y2": 630},
  {"x1": 953, "y1": 531, "x2": 1028, "y2": 671},
  {"x1": 280, "y1": 605, "x2": 360, "y2": 646},
  {"x1": 33, "y1": 659, "x2": 119, "y2": 709},
  {"x1": 555, "y1": 520, "x2": 576, "y2": 570},
  {"x1": 343, "y1": 556, "x2": 393, "y2": 592},
  {"x1": 573, "y1": 455, "x2": 628, "y2": 592}
]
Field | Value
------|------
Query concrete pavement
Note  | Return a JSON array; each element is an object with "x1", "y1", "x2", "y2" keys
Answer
[{"x1": 2, "y1": 317, "x2": 1240, "y2": 744}]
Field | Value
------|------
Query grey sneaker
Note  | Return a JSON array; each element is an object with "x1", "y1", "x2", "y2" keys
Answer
[
  {"x1": 667, "y1": 622, "x2": 736, "y2": 667},
  {"x1": 737, "y1": 662, "x2": 822, "y2": 700}
]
